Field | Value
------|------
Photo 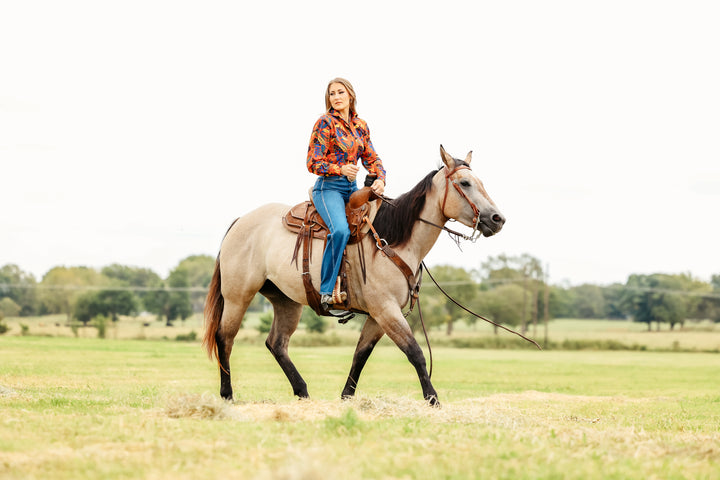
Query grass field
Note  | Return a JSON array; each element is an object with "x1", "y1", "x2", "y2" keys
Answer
[{"x1": 1, "y1": 334, "x2": 719, "y2": 479}]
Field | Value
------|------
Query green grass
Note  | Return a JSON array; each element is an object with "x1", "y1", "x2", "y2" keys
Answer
[{"x1": 1, "y1": 336, "x2": 719, "y2": 479}]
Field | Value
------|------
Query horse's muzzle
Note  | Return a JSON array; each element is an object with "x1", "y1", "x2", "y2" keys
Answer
[{"x1": 479, "y1": 211, "x2": 506, "y2": 237}]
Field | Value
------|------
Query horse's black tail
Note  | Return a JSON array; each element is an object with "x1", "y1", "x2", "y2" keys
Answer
[{"x1": 202, "y1": 257, "x2": 223, "y2": 363}]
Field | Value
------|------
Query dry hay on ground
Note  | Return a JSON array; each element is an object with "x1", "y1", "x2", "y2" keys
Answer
[
  {"x1": 162, "y1": 390, "x2": 620, "y2": 425},
  {"x1": 0, "y1": 385, "x2": 16, "y2": 396}
]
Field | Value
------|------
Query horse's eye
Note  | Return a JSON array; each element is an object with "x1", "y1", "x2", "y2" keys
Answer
[{"x1": 459, "y1": 180, "x2": 471, "y2": 188}]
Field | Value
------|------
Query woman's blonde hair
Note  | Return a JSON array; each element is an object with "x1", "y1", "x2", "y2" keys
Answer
[{"x1": 325, "y1": 77, "x2": 357, "y2": 114}]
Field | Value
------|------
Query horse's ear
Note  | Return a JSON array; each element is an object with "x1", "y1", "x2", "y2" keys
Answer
[
  {"x1": 464, "y1": 151, "x2": 473, "y2": 165},
  {"x1": 439, "y1": 145, "x2": 456, "y2": 170}
]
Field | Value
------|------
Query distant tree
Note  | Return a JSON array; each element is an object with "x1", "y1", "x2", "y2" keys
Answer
[
  {"x1": 711, "y1": 274, "x2": 720, "y2": 291},
  {"x1": 174, "y1": 255, "x2": 215, "y2": 313},
  {"x1": 479, "y1": 254, "x2": 544, "y2": 333},
  {"x1": 164, "y1": 268, "x2": 193, "y2": 326},
  {"x1": 0, "y1": 264, "x2": 38, "y2": 315},
  {"x1": 0, "y1": 297, "x2": 22, "y2": 317},
  {"x1": 548, "y1": 285, "x2": 574, "y2": 318},
  {"x1": 602, "y1": 284, "x2": 627, "y2": 319},
  {"x1": 693, "y1": 295, "x2": 720, "y2": 323},
  {"x1": 621, "y1": 274, "x2": 689, "y2": 330},
  {"x1": 143, "y1": 287, "x2": 168, "y2": 322},
  {"x1": 424, "y1": 265, "x2": 477, "y2": 335},
  {"x1": 74, "y1": 293, "x2": 100, "y2": 326},
  {"x1": 97, "y1": 289, "x2": 139, "y2": 321},
  {"x1": 74, "y1": 290, "x2": 138, "y2": 325},
  {"x1": 473, "y1": 284, "x2": 525, "y2": 334},
  {"x1": 258, "y1": 311, "x2": 273, "y2": 334},
  {"x1": 140, "y1": 266, "x2": 193, "y2": 326},
  {"x1": 175, "y1": 255, "x2": 215, "y2": 288},
  {"x1": 39, "y1": 267, "x2": 106, "y2": 320},
  {"x1": 569, "y1": 284, "x2": 607, "y2": 318},
  {"x1": 101, "y1": 264, "x2": 162, "y2": 314},
  {"x1": 302, "y1": 307, "x2": 327, "y2": 333},
  {"x1": 405, "y1": 290, "x2": 447, "y2": 332}
]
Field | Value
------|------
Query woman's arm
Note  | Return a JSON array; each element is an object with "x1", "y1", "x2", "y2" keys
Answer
[{"x1": 357, "y1": 121, "x2": 386, "y2": 185}]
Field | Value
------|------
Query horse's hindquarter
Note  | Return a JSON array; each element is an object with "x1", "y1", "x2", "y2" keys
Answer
[{"x1": 219, "y1": 203, "x2": 313, "y2": 305}]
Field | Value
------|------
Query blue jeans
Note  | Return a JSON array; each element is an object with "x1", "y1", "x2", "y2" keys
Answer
[{"x1": 312, "y1": 176, "x2": 358, "y2": 295}]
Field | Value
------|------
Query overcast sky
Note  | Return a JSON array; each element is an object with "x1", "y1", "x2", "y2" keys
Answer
[{"x1": 1, "y1": 0, "x2": 718, "y2": 286}]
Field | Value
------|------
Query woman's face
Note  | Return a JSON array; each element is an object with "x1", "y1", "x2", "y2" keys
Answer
[{"x1": 328, "y1": 82, "x2": 351, "y2": 113}]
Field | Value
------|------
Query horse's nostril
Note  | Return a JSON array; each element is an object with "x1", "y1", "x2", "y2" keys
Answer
[{"x1": 492, "y1": 213, "x2": 504, "y2": 224}]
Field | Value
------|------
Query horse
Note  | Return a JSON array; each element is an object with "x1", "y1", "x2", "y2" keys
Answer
[{"x1": 203, "y1": 146, "x2": 506, "y2": 405}]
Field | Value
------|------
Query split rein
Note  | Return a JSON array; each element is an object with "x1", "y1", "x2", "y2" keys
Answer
[{"x1": 412, "y1": 262, "x2": 542, "y2": 379}]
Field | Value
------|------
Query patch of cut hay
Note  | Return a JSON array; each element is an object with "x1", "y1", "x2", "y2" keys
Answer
[
  {"x1": 164, "y1": 393, "x2": 246, "y2": 421},
  {"x1": 0, "y1": 385, "x2": 15, "y2": 396},
  {"x1": 227, "y1": 394, "x2": 526, "y2": 429}
]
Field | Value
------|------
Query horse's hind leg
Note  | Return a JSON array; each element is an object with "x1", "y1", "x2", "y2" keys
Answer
[
  {"x1": 341, "y1": 316, "x2": 385, "y2": 399},
  {"x1": 216, "y1": 299, "x2": 251, "y2": 400},
  {"x1": 260, "y1": 281, "x2": 308, "y2": 398}
]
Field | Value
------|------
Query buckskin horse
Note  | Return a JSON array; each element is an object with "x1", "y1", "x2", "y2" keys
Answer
[{"x1": 203, "y1": 146, "x2": 505, "y2": 405}]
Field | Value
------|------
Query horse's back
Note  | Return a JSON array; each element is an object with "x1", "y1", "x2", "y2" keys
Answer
[{"x1": 221, "y1": 203, "x2": 292, "y2": 261}]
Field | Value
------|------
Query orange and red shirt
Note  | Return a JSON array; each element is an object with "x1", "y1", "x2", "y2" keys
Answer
[{"x1": 306, "y1": 108, "x2": 386, "y2": 183}]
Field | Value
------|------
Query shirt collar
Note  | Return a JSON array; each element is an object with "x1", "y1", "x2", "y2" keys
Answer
[{"x1": 328, "y1": 107, "x2": 357, "y2": 125}]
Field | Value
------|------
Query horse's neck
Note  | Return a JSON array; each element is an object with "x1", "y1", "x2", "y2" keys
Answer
[{"x1": 396, "y1": 197, "x2": 446, "y2": 271}]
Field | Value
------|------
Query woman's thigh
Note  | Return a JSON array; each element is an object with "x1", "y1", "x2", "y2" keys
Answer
[{"x1": 313, "y1": 185, "x2": 349, "y2": 233}]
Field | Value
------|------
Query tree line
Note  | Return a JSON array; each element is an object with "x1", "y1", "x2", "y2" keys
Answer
[
  {"x1": 405, "y1": 254, "x2": 720, "y2": 334},
  {"x1": 0, "y1": 255, "x2": 218, "y2": 327},
  {"x1": 1, "y1": 254, "x2": 719, "y2": 333}
]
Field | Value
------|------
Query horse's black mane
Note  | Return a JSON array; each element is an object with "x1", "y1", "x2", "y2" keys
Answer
[{"x1": 372, "y1": 169, "x2": 439, "y2": 247}]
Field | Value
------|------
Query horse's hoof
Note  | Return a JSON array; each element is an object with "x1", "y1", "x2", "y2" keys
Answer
[{"x1": 426, "y1": 395, "x2": 441, "y2": 408}]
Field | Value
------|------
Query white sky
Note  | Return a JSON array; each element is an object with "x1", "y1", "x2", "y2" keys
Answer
[{"x1": 1, "y1": 0, "x2": 718, "y2": 286}]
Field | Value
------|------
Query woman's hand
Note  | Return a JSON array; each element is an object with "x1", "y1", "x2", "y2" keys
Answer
[
  {"x1": 371, "y1": 179, "x2": 385, "y2": 196},
  {"x1": 341, "y1": 164, "x2": 359, "y2": 181}
]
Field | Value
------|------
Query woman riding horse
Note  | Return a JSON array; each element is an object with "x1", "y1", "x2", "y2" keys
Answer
[
  {"x1": 203, "y1": 142, "x2": 506, "y2": 405},
  {"x1": 307, "y1": 77, "x2": 386, "y2": 309}
]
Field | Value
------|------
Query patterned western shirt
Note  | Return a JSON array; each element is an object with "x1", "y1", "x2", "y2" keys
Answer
[{"x1": 306, "y1": 108, "x2": 386, "y2": 183}]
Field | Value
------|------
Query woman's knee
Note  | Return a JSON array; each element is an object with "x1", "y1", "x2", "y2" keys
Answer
[
  {"x1": 337, "y1": 225, "x2": 350, "y2": 242},
  {"x1": 329, "y1": 224, "x2": 350, "y2": 242}
]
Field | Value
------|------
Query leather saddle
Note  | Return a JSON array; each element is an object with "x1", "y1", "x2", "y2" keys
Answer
[{"x1": 282, "y1": 186, "x2": 380, "y2": 320}]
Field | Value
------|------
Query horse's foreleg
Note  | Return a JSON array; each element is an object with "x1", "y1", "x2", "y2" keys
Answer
[
  {"x1": 402, "y1": 337, "x2": 439, "y2": 406},
  {"x1": 381, "y1": 316, "x2": 439, "y2": 406},
  {"x1": 341, "y1": 316, "x2": 385, "y2": 399},
  {"x1": 261, "y1": 282, "x2": 308, "y2": 398}
]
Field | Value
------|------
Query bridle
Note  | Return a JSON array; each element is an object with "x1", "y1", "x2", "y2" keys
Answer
[{"x1": 432, "y1": 165, "x2": 484, "y2": 242}]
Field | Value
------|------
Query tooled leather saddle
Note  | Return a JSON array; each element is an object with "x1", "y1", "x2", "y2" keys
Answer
[{"x1": 282, "y1": 185, "x2": 380, "y2": 320}]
